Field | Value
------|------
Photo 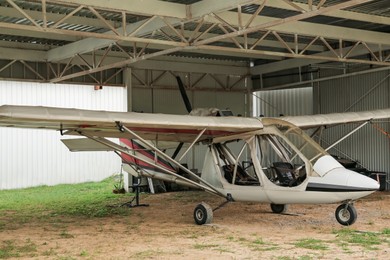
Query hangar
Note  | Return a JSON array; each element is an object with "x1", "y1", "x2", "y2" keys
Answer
[{"x1": 0, "y1": 0, "x2": 389, "y2": 190}]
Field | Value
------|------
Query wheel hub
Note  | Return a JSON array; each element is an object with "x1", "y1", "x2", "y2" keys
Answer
[
  {"x1": 195, "y1": 209, "x2": 204, "y2": 220},
  {"x1": 339, "y1": 209, "x2": 351, "y2": 222}
]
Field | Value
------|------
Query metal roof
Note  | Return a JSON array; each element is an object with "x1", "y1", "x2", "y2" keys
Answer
[{"x1": 0, "y1": 0, "x2": 388, "y2": 83}]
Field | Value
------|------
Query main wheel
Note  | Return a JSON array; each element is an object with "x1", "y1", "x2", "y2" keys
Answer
[
  {"x1": 270, "y1": 203, "x2": 288, "y2": 214},
  {"x1": 194, "y1": 202, "x2": 213, "y2": 225},
  {"x1": 335, "y1": 204, "x2": 357, "y2": 226}
]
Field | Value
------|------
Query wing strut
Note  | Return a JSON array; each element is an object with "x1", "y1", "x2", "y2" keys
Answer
[
  {"x1": 178, "y1": 128, "x2": 207, "y2": 161},
  {"x1": 324, "y1": 121, "x2": 369, "y2": 152},
  {"x1": 78, "y1": 131, "x2": 221, "y2": 196},
  {"x1": 114, "y1": 122, "x2": 227, "y2": 198}
]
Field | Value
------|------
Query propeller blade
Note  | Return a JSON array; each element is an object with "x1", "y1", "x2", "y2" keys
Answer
[{"x1": 176, "y1": 76, "x2": 192, "y2": 113}]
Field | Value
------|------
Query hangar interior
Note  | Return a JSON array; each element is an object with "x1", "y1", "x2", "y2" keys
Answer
[{"x1": 0, "y1": 0, "x2": 389, "y2": 190}]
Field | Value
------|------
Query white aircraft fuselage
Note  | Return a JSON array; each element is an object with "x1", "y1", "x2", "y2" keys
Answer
[
  {"x1": 124, "y1": 118, "x2": 379, "y2": 225},
  {"x1": 0, "y1": 104, "x2": 386, "y2": 225},
  {"x1": 199, "y1": 121, "x2": 379, "y2": 205}
]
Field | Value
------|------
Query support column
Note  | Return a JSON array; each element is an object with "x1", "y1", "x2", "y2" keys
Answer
[
  {"x1": 123, "y1": 66, "x2": 132, "y2": 192},
  {"x1": 124, "y1": 67, "x2": 132, "y2": 112},
  {"x1": 246, "y1": 75, "x2": 253, "y2": 117}
]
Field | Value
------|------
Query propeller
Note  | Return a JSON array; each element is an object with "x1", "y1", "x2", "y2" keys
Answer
[
  {"x1": 172, "y1": 76, "x2": 192, "y2": 160},
  {"x1": 176, "y1": 76, "x2": 192, "y2": 113}
]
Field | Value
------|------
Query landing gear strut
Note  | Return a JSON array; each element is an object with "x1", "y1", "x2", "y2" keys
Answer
[
  {"x1": 335, "y1": 203, "x2": 357, "y2": 226},
  {"x1": 193, "y1": 194, "x2": 234, "y2": 225}
]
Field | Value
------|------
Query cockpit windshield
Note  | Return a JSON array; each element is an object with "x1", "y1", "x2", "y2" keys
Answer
[
  {"x1": 278, "y1": 124, "x2": 327, "y2": 164},
  {"x1": 263, "y1": 118, "x2": 328, "y2": 164},
  {"x1": 256, "y1": 119, "x2": 328, "y2": 186}
]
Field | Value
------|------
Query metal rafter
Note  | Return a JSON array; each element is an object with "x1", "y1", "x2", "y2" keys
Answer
[
  {"x1": 265, "y1": 1, "x2": 390, "y2": 25},
  {"x1": 48, "y1": 0, "x2": 187, "y2": 19},
  {"x1": 250, "y1": 43, "x2": 388, "y2": 75},
  {"x1": 194, "y1": 0, "x2": 377, "y2": 46},
  {"x1": 51, "y1": 47, "x2": 183, "y2": 83},
  {"x1": 198, "y1": 44, "x2": 390, "y2": 67},
  {"x1": 0, "y1": 0, "x2": 388, "y2": 84}
]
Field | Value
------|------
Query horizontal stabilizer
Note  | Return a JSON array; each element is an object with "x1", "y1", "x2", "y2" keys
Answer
[{"x1": 61, "y1": 138, "x2": 116, "y2": 152}]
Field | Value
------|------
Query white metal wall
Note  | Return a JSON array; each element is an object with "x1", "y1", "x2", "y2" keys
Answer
[
  {"x1": 0, "y1": 81, "x2": 126, "y2": 190},
  {"x1": 253, "y1": 87, "x2": 313, "y2": 117},
  {"x1": 314, "y1": 69, "x2": 390, "y2": 190}
]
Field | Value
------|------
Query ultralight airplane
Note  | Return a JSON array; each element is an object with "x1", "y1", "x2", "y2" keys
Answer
[{"x1": 0, "y1": 79, "x2": 389, "y2": 226}]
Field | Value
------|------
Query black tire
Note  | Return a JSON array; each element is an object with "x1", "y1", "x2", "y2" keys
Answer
[
  {"x1": 270, "y1": 203, "x2": 288, "y2": 214},
  {"x1": 194, "y1": 202, "x2": 213, "y2": 225},
  {"x1": 335, "y1": 204, "x2": 357, "y2": 226}
]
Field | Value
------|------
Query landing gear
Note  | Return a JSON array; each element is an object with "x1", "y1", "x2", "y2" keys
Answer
[
  {"x1": 194, "y1": 194, "x2": 233, "y2": 225},
  {"x1": 270, "y1": 203, "x2": 288, "y2": 214},
  {"x1": 194, "y1": 202, "x2": 213, "y2": 225},
  {"x1": 335, "y1": 203, "x2": 357, "y2": 226}
]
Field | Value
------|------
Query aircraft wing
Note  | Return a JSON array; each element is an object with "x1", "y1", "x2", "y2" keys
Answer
[
  {"x1": 280, "y1": 108, "x2": 390, "y2": 129},
  {"x1": 0, "y1": 105, "x2": 263, "y2": 143}
]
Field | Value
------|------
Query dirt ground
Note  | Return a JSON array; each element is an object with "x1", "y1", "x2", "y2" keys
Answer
[{"x1": 1, "y1": 191, "x2": 390, "y2": 259}]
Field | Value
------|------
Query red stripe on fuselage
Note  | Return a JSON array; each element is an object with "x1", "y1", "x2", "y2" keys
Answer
[{"x1": 120, "y1": 138, "x2": 175, "y2": 172}]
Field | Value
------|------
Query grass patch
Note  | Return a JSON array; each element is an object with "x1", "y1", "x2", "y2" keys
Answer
[
  {"x1": 293, "y1": 238, "x2": 328, "y2": 250},
  {"x1": 42, "y1": 248, "x2": 57, "y2": 256},
  {"x1": 59, "y1": 230, "x2": 74, "y2": 239},
  {"x1": 251, "y1": 237, "x2": 279, "y2": 251},
  {"x1": 132, "y1": 249, "x2": 165, "y2": 259},
  {"x1": 230, "y1": 236, "x2": 279, "y2": 252},
  {"x1": 382, "y1": 228, "x2": 390, "y2": 235},
  {"x1": 193, "y1": 243, "x2": 220, "y2": 250},
  {"x1": 0, "y1": 239, "x2": 37, "y2": 259},
  {"x1": 79, "y1": 250, "x2": 88, "y2": 257},
  {"x1": 334, "y1": 228, "x2": 385, "y2": 250},
  {"x1": 277, "y1": 256, "x2": 316, "y2": 260},
  {"x1": 193, "y1": 243, "x2": 232, "y2": 254},
  {"x1": 0, "y1": 177, "x2": 132, "y2": 225}
]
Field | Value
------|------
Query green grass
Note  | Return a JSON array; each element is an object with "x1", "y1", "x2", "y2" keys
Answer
[
  {"x1": 0, "y1": 178, "x2": 133, "y2": 258},
  {"x1": 0, "y1": 239, "x2": 37, "y2": 259},
  {"x1": 59, "y1": 230, "x2": 75, "y2": 239},
  {"x1": 193, "y1": 243, "x2": 220, "y2": 250},
  {"x1": 333, "y1": 228, "x2": 386, "y2": 250},
  {"x1": 132, "y1": 249, "x2": 165, "y2": 259},
  {"x1": 0, "y1": 177, "x2": 132, "y2": 223},
  {"x1": 293, "y1": 238, "x2": 329, "y2": 250},
  {"x1": 382, "y1": 228, "x2": 390, "y2": 235}
]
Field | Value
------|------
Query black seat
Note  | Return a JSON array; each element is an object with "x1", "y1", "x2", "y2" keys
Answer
[
  {"x1": 223, "y1": 164, "x2": 234, "y2": 183},
  {"x1": 223, "y1": 164, "x2": 258, "y2": 185},
  {"x1": 273, "y1": 162, "x2": 297, "y2": 187}
]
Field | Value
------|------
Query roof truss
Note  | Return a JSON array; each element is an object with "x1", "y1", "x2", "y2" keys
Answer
[{"x1": 0, "y1": 0, "x2": 388, "y2": 83}]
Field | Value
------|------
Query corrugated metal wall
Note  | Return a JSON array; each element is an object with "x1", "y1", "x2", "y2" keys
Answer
[
  {"x1": 0, "y1": 81, "x2": 126, "y2": 190},
  {"x1": 253, "y1": 87, "x2": 313, "y2": 117},
  {"x1": 314, "y1": 69, "x2": 390, "y2": 190},
  {"x1": 254, "y1": 70, "x2": 389, "y2": 190}
]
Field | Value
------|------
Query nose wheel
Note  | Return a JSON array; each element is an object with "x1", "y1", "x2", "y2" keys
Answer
[
  {"x1": 335, "y1": 203, "x2": 357, "y2": 226},
  {"x1": 194, "y1": 202, "x2": 213, "y2": 225},
  {"x1": 270, "y1": 203, "x2": 288, "y2": 214}
]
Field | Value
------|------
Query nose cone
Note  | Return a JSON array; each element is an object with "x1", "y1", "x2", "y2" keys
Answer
[
  {"x1": 347, "y1": 170, "x2": 380, "y2": 191},
  {"x1": 313, "y1": 155, "x2": 380, "y2": 192}
]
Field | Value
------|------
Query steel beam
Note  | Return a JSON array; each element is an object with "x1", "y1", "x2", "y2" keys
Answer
[
  {"x1": 250, "y1": 44, "x2": 390, "y2": 75},
  {"x1": 266, "y1": 1, "x2": 390, "y2": 26},
  {"x1": 189, "y1": 0, "x2": 258, "y2": 19},
  {"x1": 48, "y1": 0, "x2": 187, "y2": 19}
]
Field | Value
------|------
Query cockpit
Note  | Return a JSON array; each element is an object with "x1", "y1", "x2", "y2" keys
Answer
[
  {"x1": 212, "y1": 118, "x2": 328, "y2": 188},
  {"x1": 214, "y1": 141, "x2": 260, "y2": 186},
  {"x1": 258, "y1": 118, "x2": 328, "y2": 187}
]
